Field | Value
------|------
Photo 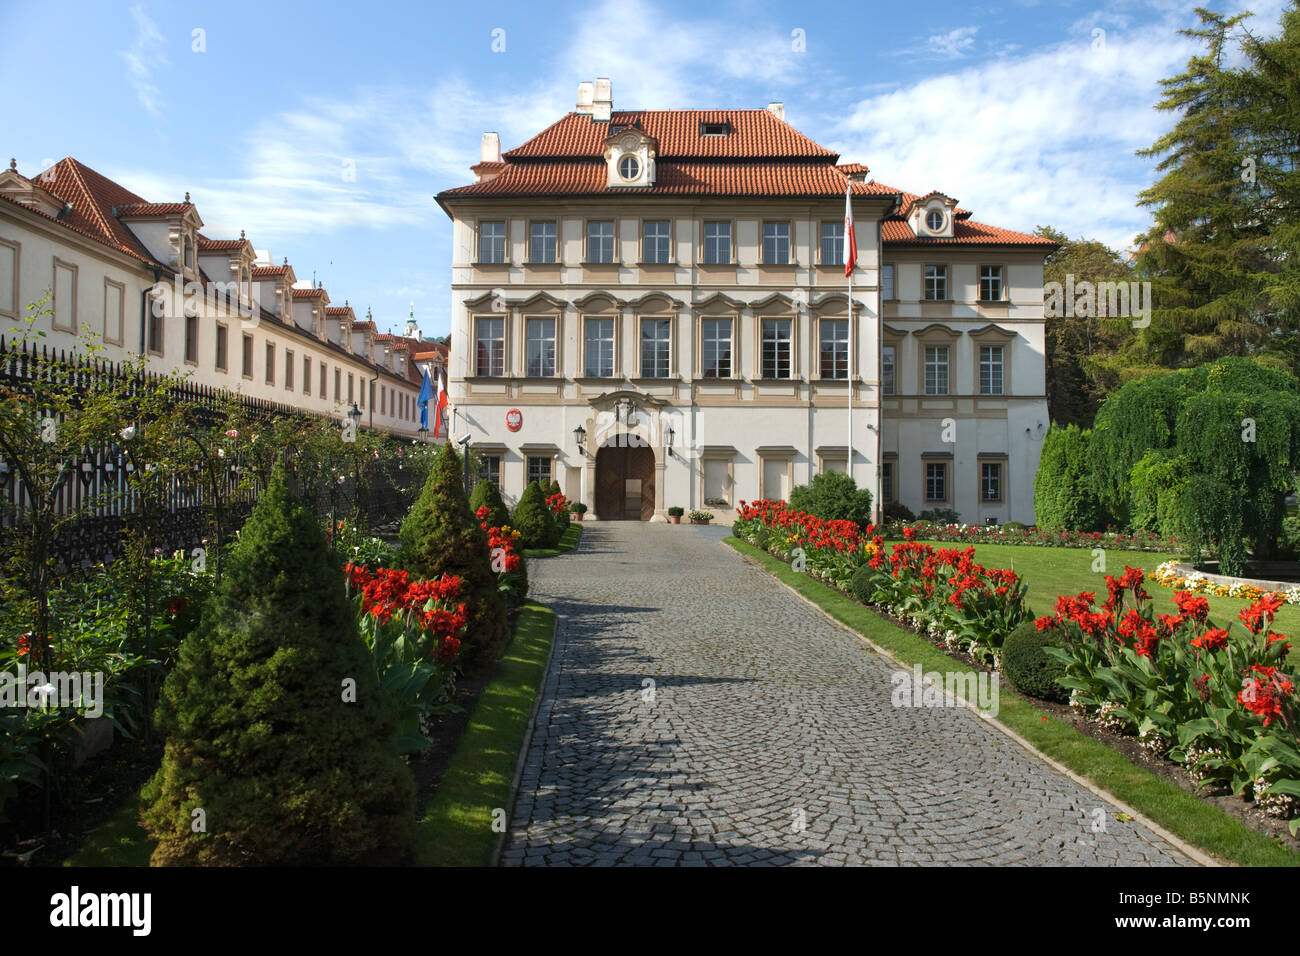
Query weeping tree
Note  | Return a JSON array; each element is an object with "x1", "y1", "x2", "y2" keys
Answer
[{"x1": 1090, "y1": 357, "x2": 1300, "y2": 572}]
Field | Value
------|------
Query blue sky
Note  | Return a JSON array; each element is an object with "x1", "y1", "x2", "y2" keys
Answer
[{"x1": 1, "y1": 0, "x2": 1288, "y2": 338}]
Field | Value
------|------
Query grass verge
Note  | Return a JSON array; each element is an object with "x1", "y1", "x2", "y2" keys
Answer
[
  {"x1": 415, "y1": 600, "x2": 555, "y2": 866},
  {"x1": 726, "y1": 535, "x2": 1299, "y2": 867},
  {"x1": 64, "y1": 793, "x2": 152, "y2": 867},
  {"x1": 523, "y1": 523, "x2": 582, "y2": 558}
]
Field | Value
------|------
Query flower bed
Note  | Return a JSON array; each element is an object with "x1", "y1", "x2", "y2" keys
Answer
[
  {"x1": 882, "y1": 521, "x2": 1184, "y2": 553},
  {"x1": 1036, "y1": 570, "x2": 1299, "y2": 829},
  {"x1": 1150, "y1": 559, "x2": 1300, "y2": 606}
]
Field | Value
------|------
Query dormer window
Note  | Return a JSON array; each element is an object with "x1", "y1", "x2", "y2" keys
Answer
[
  {"x1": 926, "y1": 210, "x2": 946, "y2": 232},
  {"x1": 700, "y1": 121, "x2": 730, "y2": 137},
  {"x1": 618, "y1": 155, "x2": 641, "y2": 181},
  {"x1": 602, "y1": 126, "x2": 657, "y2": 189}
]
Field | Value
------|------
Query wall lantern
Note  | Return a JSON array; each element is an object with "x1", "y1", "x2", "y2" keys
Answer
[
  {"x1": 666, "y1": 424, "x2": 675, "y2": 459},
  {"x1": 574, "y1": 424, "x2": 587, "y2": 456}
]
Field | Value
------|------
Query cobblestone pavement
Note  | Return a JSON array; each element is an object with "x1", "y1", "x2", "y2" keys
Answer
[{"x1": 501, "y1": 522, "x2": 1198, "y2": 867}]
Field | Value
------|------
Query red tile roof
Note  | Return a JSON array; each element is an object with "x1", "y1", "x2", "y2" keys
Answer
[
  {"x1": 10, "y1": 158, "x2": 164, "y2": 266},
  {"x1": 442, "y1": 161, "x2": 895, "y2": 200},
  {"x1": 252, "y1": 265, "x2": 290, "y2": 278},
  {"x1": 505, "y1": 110, "x2": 837, "y2": 160},
  {"x1": 197, "y1": 235, "x2": 250, "y2": 252},
  {"x1": 325, "y1": 306, "x2": 355, "y2": 316},
  {"x1": 116, "y1": 201, "x2": 192, "y2": 217},
  {"x1": 881, "y1": 218, "x2": 1055, "y2": 246},
  {"x1": 291, "y1": 287, "x2": 327, "y2": 298}
]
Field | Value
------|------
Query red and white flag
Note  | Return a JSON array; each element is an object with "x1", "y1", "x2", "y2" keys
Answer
[
  {"x1": 433, "y1": 368, "x2": 449, "y2": 438},
  {"x1": 843, "y1": 185, "x2": 858, "y2": 277}
]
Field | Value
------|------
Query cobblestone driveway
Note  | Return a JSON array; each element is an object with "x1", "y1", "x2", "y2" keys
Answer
[{"x1": 501, "y1": 523, "x2": 1198, "y2": 866}]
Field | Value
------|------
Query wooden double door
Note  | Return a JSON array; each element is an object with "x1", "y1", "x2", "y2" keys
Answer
[{"x1": 595, "y1": 443, "x2": 655, "y2": 520}]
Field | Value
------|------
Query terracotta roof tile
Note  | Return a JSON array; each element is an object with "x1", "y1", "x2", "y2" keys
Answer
[
  {"x1": 291, "y1": 287, "x2": 327, "y2": 298},
  {"x1": 252, "y1": 265, "x2": 289, "y2": 278},
  {"x1": 117, "y1": 201, "x2": 191, "y2": 217},
  {"x1": 882, "y1": 218, "x2": 1054, "y2": 246},
  {"x1": 440, "y1": 161, "x2": 894, "y2": 200},
  {"x1": 325, "y1": 306, "x2": 355, "y2": 316},
  {"x1": 504, "y1": 110, "x2": 837, "y2": 160},
  {"x1": 197, "y1": 235, "x2": 249, "y2": 252}
]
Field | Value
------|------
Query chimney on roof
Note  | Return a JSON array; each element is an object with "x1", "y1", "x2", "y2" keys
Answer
[
  {"x1": 592, "y1": 78, "x2": 612, "y2": 122},
  {"x1": 576, "y1": 81, "x2": 595, "y2": 113},
  {"x1": 767, "y1": 102, "x2": 785, "y2": 121},
  {"x1": 481, "y1": 132, "x2": 501, "y2": 164}
]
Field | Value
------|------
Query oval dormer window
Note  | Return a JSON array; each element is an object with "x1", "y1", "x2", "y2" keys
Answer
[
  {"x1": 926, "y1": 210, "x2": 946, "y2": 232},
  {"x1": 619, "y1": 155, "x2": 640, "y2": 181}
]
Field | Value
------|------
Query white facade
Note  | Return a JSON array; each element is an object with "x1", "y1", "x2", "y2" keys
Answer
[
  {"x1": 436, "y1": 88, "x2": 1052, "y2": 523},
  {"x1": 0, "y1": 159, "x2": 424, "y2": 434}
]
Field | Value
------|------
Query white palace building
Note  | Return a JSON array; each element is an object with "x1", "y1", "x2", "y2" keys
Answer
[{"x1": 437, "y1": 80, "x2": 1055, "y2": 523}]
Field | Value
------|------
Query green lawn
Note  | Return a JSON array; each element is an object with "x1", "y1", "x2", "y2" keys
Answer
[
  {"x1": 917, "y1": 541, "x2": 1300, "y2": 635},
  {"x1": 415, "y1": 601, "x2": 555, "y2": 866},
  {"x1": 523, "y1": 523, "x2": 582, "y2": 558},
  {"x1": 728, "y1": 536, "x2": 1299, "y2": 866}
]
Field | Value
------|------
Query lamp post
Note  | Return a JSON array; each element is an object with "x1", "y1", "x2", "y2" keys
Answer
[
  {"x1": 458, "y1": 433, "x2": 471, "y2": 497},
  {"x1": 347, "y1": 402, "x2": 363, "y2": 525}
]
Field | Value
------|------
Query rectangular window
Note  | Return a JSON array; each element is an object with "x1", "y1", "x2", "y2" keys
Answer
[
  {"x1": 701, "y1": 318, "x2": 732, "y2": 379},
  {"x1": 587, "y1": 220, "x2": 615, "y2": 263},
  {"x1": 926, "y1": 462, "x2": 947, "y2": 502},
  {"x1": 762, "y1": 222, "x2": 790, "y2": 265},
  {"x1": 821, "y1": 222, "x2": 844, "y2": 266},
  {"x1": 882, "y1": 462, "x2": 894, "y2": 503},
  {"x1": 982, "y1": 462, "x2": 1003, "y2": 502},
  {"x1": 303, "y1": 355, "x2": 311, "y2": 393},
  {"x1": 479, "y1": 220, "x2": 506, "y2": 264},
  {"x1": 215, "y1": 325, "x2": 228, "y2": 372},
  {"x1": 703, "y1": 221, "x2": 731, "y2": 264},
  {"x1": 924, "y1": 264, "x2": 948, "y2": 301},
  {"x1": 980, "y1": 265, "x2": 1004, "y2": 302},
  {"x1": 819, "y1": 319, "x2": 848, "y2": 380},
  {"x1": 584, "y1": 317, "x2": 615, "y2": 377},
  {"x1": 285, "y1": 351, "x2": 294, "y2": 390},
  {"x1": 881, "y1": 264, "x2": 895, "y2": 301},
  {"x1": 980, "y1": 345, "x2": 1004, "y2": 396},
  {"x1": 320, "y1": 361, "x2": 327, "y2": 398},
  {"x1": 529, "y1": 220, "x2": 557, "y2": 263},
  {"x1": 882, "y1": 345, "x2": 896, "y2": 395},
  {"x1": 475, "y1": 316, "x2": 505, "y2": 376},
  {"x1": 480, "y1": 455, "x2": 501, "y2": 486},
  {"x1": 643, "y1": 220, "x2": 671, "y2": 264},
  {"x1": 525, "y1": 317, "x2": 556, "y2": 377},
  {"x1": 53, "y1": 258, "x2": 77, "y2": 333},
  {"x1": 640, "y1": 319, "x2": 671, "y2": 378},
  {"x1": 334, "y1": 367, "x2": 341, "y2": 402},
  {"x1": 0, "y1": 239, "x2": 18, "y2": 319},
  {"x1": 103, "y1": 279, "x2": 124, "y2": 345},
  {"x1": 381, "y1": 386, "x2": 387, "y2": 415},
  {"x1": 348, "y1": 374, "x2": 354, "y2": 404},
  {"x1": 265, "y1": 342, "x2": 275, "y2": 385},
  {"x1": 924, "y1": 345, "x2": 949, "y2": 395},
  {"x1": 242, "y1": 334, "x2": 254, "y2": 379},
  {"x1": 184, "y1": 315, "x2": 198, "y2": 364},
  {"x1": 761, "y1": 318, "x2": 792, "y2": 379},
  {"x1": 526, "y1": 456, "x2": 552, "y2": 486}
]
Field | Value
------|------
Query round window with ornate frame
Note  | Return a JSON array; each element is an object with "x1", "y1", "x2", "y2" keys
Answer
[
  {"x1": 925, "y1": 209, "x2": 946, "y2": 232},
  {"x1": 619, "y1": 155, "x2": 641, "y2": 181}
]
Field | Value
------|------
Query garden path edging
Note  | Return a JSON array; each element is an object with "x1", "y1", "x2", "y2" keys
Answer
[{"x1": 726, "y1": 541, "x2": 1220, "y2": 869}]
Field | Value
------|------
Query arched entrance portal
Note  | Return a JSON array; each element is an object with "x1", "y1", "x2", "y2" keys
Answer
[{"x1": 595, "y1": 440, "x2": 655, "y2": 520}]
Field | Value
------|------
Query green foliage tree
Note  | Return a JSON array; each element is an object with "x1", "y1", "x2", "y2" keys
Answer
[
  {"x1": 1033, "y1": 424, "x2": 1106, "y2": 531},
  {"x1": 140, "y1": 463, "x2": 417, "y2": 865},
  {"x1": 399, "y1": 443, "x2": 507, "y2": 654},
  {"x1": 469, "y1": 478, "x2": 509, "y2": 529},
  {"x1": 511, "y1": 481, "x2": 559, "y2": 549},
  {"x1": 1132, "y1": 8, "x2": 1294, "y2": 371},
  {"x1": 1089, "y1": 357, "x2": 1300, "y2": 572},
  {"x1": 787, "y1": 471, "x2": 874, "y2": 527}
]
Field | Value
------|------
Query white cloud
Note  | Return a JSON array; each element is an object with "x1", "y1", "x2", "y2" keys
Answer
[
  {"x1": 118, "y1": 5, "x2": 168, "y2": 118},
  {"x1": 927, "y1": 26, "x2": 980, "y2": 59},
  {"x1": 833, "y1": 22, "x2": 1201, "y2": 251}
]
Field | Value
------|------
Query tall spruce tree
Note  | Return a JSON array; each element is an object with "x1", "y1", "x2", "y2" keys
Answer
[{"x1": 141, "y1": 463, "x2": 417, "y2": 865}]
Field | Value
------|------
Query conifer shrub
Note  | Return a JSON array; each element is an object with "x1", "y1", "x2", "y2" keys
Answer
[
  {"x1": 140, "y1": 464, "x2": 417, "y2": 866},
  {"x1": 469, "y1": 478, "x2": 509, "y2": 529},
  {"x1": 1000, "y1": 621, "x2": 1069, "y2": 702},
  {"x1": 512, "y1": 481, "x2": 560, "y2": 549},
  {"x1": 399, "y1": 443, "x2": 508, "y2": 654}
]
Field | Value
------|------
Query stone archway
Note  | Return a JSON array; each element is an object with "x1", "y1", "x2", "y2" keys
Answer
[{"x1": 594, "y1": 437, "x2": 655, "y2": 520}]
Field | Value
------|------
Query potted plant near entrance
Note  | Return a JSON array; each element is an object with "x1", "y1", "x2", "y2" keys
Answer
[
  {"x1": 570, "y1": 502, "x2": 588, "y2": 522},
  {"x1": 668, "y1": 506, "x2": 684, "y2": 524},
  {"x1": 687, "y1": 509, "x2": 712, "y2": 526}
]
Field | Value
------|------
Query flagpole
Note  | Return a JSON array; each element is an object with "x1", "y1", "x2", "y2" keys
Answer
[{"x1": 847, "y1": 270, "x2": 853, "y2": 486}]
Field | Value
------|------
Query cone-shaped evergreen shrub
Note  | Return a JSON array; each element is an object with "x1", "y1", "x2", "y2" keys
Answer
[
  {"x1": 140, "y1": 464, "x2": 417, "y2": 866},
  {"x1": 469, "y1": 477, "x2": 509, "y2": 529},
  {"x1": 512, "y1": 480, "x2": 559, "y2": 549},
  {"x1": 399, "y1": 443, "x2": 507, "y2": 653}
]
